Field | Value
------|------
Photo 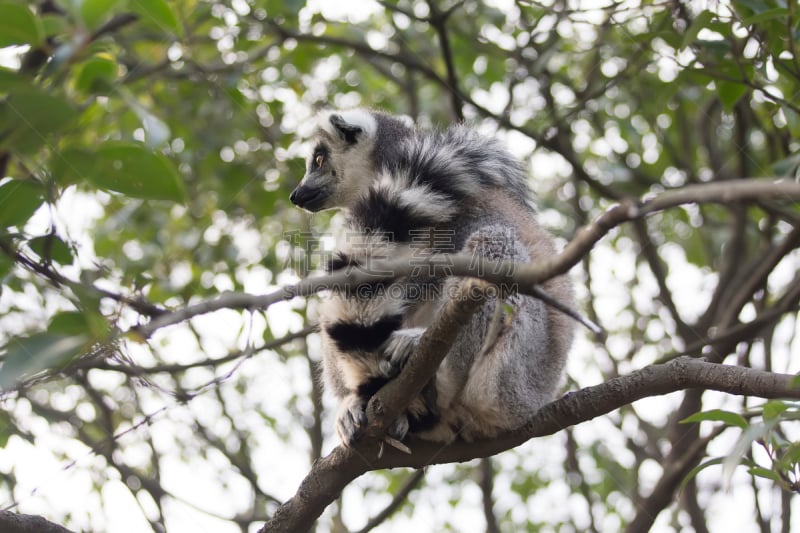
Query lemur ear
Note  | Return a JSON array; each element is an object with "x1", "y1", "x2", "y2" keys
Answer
[{"x1": 329, "y1": 114, "x2": 363, "y2": 144}]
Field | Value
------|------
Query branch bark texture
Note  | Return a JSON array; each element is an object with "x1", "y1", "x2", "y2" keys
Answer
[
  {"x1": 260, "y1": 357, "x2": 800, "y2": 532},
  {"x1": 0, "y1": 511, "x2": 75, "y2": 533}
]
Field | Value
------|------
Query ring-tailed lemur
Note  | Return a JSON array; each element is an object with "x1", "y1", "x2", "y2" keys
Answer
[{"x1": 290, "y1": 109, "x2": 574, "y2": 444}]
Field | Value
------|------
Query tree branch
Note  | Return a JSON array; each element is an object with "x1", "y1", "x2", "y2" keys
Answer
[
  {"x1": 0, "y1": 239, "x2": 165, "y2": 318},
  {"x1": 354, "y1": 469, "x2": 425, "y2": 533},
  {"x1": 92, "y1": 326, "x2": 316, "y2": 375},
  {"x1": 624, "y1": 429, "x2": 718, "y2": 533},
  {"x1": 365, "y1": 279, "x2": 489, "y2": 431},
  {"x1": 260, "y1": 357, "x2": 800, "y2": 532},
  {"x1": 426, "y1": 0, "x2": 464, "y2": 121},
  {"x1": 134, "y1": 179, "x2": 800, "y2": 337},
  {"x1": 662, "y1": 270, "x2": 800, "y2": 363},
  {"x1": 478, "y1": 458, "x2": 500, "y2": 533},
  {"x1": 0, "y1": 511, "x2": 74, "y2": 533}
]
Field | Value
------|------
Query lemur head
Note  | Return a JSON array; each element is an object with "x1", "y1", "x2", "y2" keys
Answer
[
  {"x1": 291, "y1": 109, "x2": 416, "y2": 212},
  {"x1": 290, "y1": 109, "x2": 380, "y2": 212}
]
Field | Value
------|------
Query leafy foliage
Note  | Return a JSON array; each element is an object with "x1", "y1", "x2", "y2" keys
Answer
[{"x1": 0, "y1": 1, "x2": 799, "y2": 532}]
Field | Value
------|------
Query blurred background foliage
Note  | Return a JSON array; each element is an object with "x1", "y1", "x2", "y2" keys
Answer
[{"x1": 0, "y1": 0, "x2": 799, "y2": 531}]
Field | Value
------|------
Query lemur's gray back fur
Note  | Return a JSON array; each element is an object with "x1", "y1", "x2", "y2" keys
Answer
[{"x1": 290, "y1": 109, "x2": 574, "y2": 445}]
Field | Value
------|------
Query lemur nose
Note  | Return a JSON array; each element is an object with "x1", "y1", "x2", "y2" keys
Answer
[{"x1": 289, "y1": 188, "x2": 299, "y2": 204}]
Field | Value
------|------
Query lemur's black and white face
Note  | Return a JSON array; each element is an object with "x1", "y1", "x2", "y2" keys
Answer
[{"x1": 290, "y1": 110, "x2": 378, "y2": 212}]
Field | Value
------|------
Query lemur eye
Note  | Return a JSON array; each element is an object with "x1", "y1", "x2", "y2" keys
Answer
[{"x1": 315, "y1": 154, "x2": 324, "y2": 168}]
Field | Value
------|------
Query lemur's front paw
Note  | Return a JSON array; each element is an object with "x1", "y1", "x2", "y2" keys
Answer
[
  {"x1": 388, "y1": 413, "x2": 410, "y2": 442},
  {"x1": 380, "y1": 327, "x2": 426, "y2": 377},
  {"x1": 335, "y1": 395, "x2": 368, "y2": 447}
]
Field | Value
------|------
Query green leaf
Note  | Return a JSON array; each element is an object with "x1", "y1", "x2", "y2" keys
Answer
[
  {"x1": 681, "y1": 10, "x2": 715, "y2": 51},
  {"x1": 0, "y1": 2, "x2": 42, "y2": 47},
  {"x1": 49, "y1": 311, "x2": 92, "y2": 336},
  {"x1": 681, "y1": 409, "x2": 748, "y2": 429},
  {"x1": 0, "y1": 179, "x2": 45, "y2": 228},
  {"x1": 0, "y1": 67, "x2": 31, "y2": 92},
  {"x1": 679, "y1": 457, "x2": 724, "y2": 495},
  {"x1": 0, "y1": 89, "x2": 77, "y2": 153},
  {"x1": 128, "y1": 100, "x2": 171, "y2": 148},
  {"x1": 716, "y1": 80, "x2": 749, "y2": 112},
  {"x1": 75, "y1": 55, "x2": 118, "y2": 94},
  {"x1": 741, "y1": 8, "x2": 789, "y2": 26},
  {"x1": 762, "y1": 400, "x2": 789, "y2": 420},
  {"x1": 0, "y1": 333, "x2": 88, "y2": 389},
  {"x1": 51, "y1": 146, "x2": 96, "y2": 186},
  {"x1": 86, "y1": 142, "x2": 185, "y2": 201},
  {"x1": 41, "y1": 14, "x2": 68, "y2": 37},
  {"x1": 772, "y1": 152, "x2": 800, "y2": 178},
  {"x1": 778, "y1": 442, "x2": 800, "y2": 470},
  {"x1": 0, "y1": 410, "x2": 13, "y2": 447},
  {"x1": 129, "y1": 0, "x2": 183, "y2": 36},
  {"x1": 782, "y1": 104, "x2": 800, "y2": 138},
  {"x1": 80, "y1": 0, "x2": 123, "y2": 29},
  {"x1": 733, "y1": 0, "x2": 771, "y2": 16},
  {"x1": 723, "y1": 420, "x2": 776, "y2": 486},
  {"x1": 747, "y1": 466, "x2": 781, "y2": 483},
  {"x1": 49, "y1": 310, "x2": 109, "y2": 339},
  {"x1": 695, "y1": 39, "x2": 732, "y2": 56},
  {"x1": 28, "y1": 235, "x2": 73, "y2": 265},
  {"x1": 265, "y1": 0, "x2": 305, "y2": 17},
  {"x1": 54, "y1": 143, "x2": 184, "y2": 200},
  {"x1": 0, "y1": 251, "x2": 12, "y2": 279}
]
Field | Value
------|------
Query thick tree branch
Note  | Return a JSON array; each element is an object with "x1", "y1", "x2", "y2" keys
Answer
[
  {"x1": 0, "y1": 511, "x2": 74, "y2": 533},
  {"x1": 260, "y1": 357, "x2": 800, "y2": 532},
  {"x1": 134, "y1": 179, "x2": 800, "y2": 337}
]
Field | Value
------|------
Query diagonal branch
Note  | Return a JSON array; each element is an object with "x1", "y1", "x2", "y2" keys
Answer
[
  {"x1": 260, "y1": 357, "x2": 800, "y2": 532},
  {"x1": 0, "y1": 510, "x2": 74, "y2": 533},
  {"x1": 133, "y1": 178, "x2": 800, "y2": 337},
  {"x1": 365, "y1": 279, "x2": 489, "y2": 430},
  {"x1": 354, "y1": 469, "x2": 425, "y2": 533},
  {"x1": 0, "y1": 239, "x2": 165, "y2": 318}
]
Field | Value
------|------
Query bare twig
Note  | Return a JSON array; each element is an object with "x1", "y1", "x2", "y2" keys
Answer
[
  {"x1": 94, "y1": 326, "x2": 316, "y2": 375},
  {"x1": 623, "y1": 426, "x2": 725, "y2": 533},
  {"x1": 354, "y1": 469, "x2": 425, "y2": 533},
  {"x1": 478, "y1": 458, "x2": 500, "y2": 533},
  {"x1": 426, "y1": 0, "x2": 464, "y2": 121},
  {"x1": 0, "y1": 239, "x2": 165, "y2": 317}
]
